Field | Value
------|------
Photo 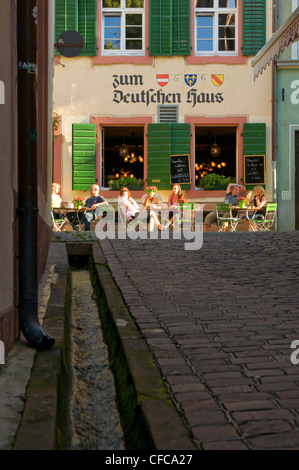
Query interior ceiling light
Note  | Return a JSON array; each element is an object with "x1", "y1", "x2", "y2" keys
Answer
[{"x1": 209, "y1": 136, "x2": 221, "y2": 157}]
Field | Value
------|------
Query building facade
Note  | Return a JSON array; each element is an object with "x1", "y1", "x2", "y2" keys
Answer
[
  {"x1": 53, "y1": 0, "x2": 273, "y2": 205},
  {"x1": 0, "y1": 1, "x2": 54, "y2": 356},
  {"x1": 275, "y1": 0, "x2": 299, "y2": 230}
]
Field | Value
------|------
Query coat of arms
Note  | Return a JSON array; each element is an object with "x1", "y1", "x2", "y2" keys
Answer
[
  {"x1": 211, "y1": 74, "x2": 224, "y2": 87},
  {"x1": 156, "y1": 74, "x2": 169, "y2": 87},
  {"x1": 184, "y1": 74, "x2": 197, "y2": 87}
]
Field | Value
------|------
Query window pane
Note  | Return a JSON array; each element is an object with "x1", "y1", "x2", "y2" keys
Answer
[
  {"x1": 104, "y1": 16, "x2": 121, "y2": 49},
  {"x1": 126, "y1": 26, "x2": 142, "y2": 39},
  {"x1": 126, "y1": 40, "x2": 142, "y2": 49},
  {"x1": 197, "y1": 15, "x2": 213, "y2": 27},
  {"x1": 103, "y1": 0, "x2": 120, "y2": 8},
  {"x1": 219, "y1": 0, "x2": 237, "y2": 8},
  {"x1": 126, "y1": 0, "x2": 144, "y2": 7},
  {"x1": 196, "y1": 0, "x2": 214, "y2": 7},
  {"x1": 197, "y1": 39, "x2": 213, "y2": 51},
  {"x1": 219, "y1": 39, "x2": 235, "y2": 51},
  {"x1": 126, "y1": 14, "x2": 142, "y2": 25},
  {"x1": 126, "y1": 15, "x2": 142, "y2": 48},
  {"x1": 219, "y1": 14, "x2": 235, "y2": 51},
  {"x1": 197, "y1": 15, "x2": 213, "y2": 50}
]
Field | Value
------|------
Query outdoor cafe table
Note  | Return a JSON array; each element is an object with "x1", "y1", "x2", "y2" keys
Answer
[
  {"x1": 53, "y1": 206, "x2": 85, "y2": 230},
  {"x1": 231, "y1": 206, "x2": 257, "y2": 231}
]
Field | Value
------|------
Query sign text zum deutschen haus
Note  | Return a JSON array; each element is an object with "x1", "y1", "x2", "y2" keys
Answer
[{"x1": 112, "y1": 74, "x2": 224, "y2": 108}]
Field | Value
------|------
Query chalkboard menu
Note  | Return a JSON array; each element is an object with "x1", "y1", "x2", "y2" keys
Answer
[
  {"x1": 244, "y1": 155, "x2": 265, "y2": 185},
  {"x1": 170, "y1": 155, "x2": 191, "y2": 185}
]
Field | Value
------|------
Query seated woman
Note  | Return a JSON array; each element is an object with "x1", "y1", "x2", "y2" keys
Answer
[
  {"x1": 142, "y1": 186, "x2": 162, "y2": 231},
  {"x1": 164, "y1": 184, "x2": 187, "y2": 230},
  {"x1": 51, "y1": 183, "x2": 73, "y2": 231},
  {"x1": 51, "y1": 183, "x2": 63, "y2": 218},
  {"x1": 118, "y1": 187, "x2": 140, "y2": 222},
  {"x1": 242, "y1": 185, "x2": 267, "y2": 231}
]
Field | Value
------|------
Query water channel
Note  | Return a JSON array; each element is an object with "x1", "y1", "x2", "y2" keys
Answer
[{"x1": 69, "y1": 264, "x2": 125, "y2": 450}]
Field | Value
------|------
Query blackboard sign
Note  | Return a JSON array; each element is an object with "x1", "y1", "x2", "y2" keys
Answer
[
  {"x1": 170, "y1": 155, "x2": 191, "y2": 185},
  {"x1": 244, "y1": 155, "x2": 265, "y2": 185}
]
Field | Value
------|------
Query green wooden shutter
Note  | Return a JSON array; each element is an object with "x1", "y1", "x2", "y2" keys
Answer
[
  {"x1": 149, "y1": 0, "x2": 190, "y2": 56},
  {"x1": 243, "y1": 123, "x2": 266, "y2": 186},
  {"x1": 243, "y1": 123, "x2": 266, "y2": 156},
  {"x1": 149, "y1": 0, "x2": 172, "y2": 56},
  {"x1": 147, "y1": 124, "x2": 172, "y2": 189},
  {"x1": 171, "y1": 123, "x2": 190, "y2": 190},
  {"x1": 72, "y1": 123, "x2": 97, "y2": 190},
  {"x1": 147, "y1": 123, "x2": 191, "y2": 190},
  {"x1": 55, "y1": 0, "x2": 97, "y2": 56},
  {"x1": 172, "y1": 0, "x2": 190, "y2": 56},
  {"x1": 243, "y1": 0, "x2": 266, "y2": 56},
  {"x1": 78, "y1": 0, "x2": 97, "y2": 55}
]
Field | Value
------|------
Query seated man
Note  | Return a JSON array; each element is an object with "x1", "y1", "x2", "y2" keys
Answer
[
  {"x1": 82, "y1": 184, "x2": 108, "y2": 231},
  {"x1": 204, "y1": 183, "x2": 243, "y2": 232}
]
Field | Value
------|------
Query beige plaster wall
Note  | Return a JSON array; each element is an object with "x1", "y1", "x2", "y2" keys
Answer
[{"x1": 53, "y1": 55, "x2": 272, "y2": 202}]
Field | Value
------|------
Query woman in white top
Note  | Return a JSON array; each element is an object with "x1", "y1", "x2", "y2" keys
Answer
[
  {"x1": 142, "y1": 187, "x2": 163, "y2": 231},
  {"x1": 51, "y1": 183, "x2": 64, "y2": 220},
  {"x1": 119, "y1": 187, "x2": 140, "y2": 221}
]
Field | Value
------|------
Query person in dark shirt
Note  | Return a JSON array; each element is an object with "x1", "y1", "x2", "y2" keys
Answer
[
  {"x1": 204, "y1": 184, "x2": 241, "y2": 232},
  {"x1": 82, "y1": 184, "x2": 108, "y2": 231}
]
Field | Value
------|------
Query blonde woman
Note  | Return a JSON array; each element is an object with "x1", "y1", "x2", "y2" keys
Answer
[
  {"x1": 142, "y1": 186, "x2": 162, "y2": 231},
  {"x1": 164, "y1": 184, "x2": 186, "y2": 230},
  {"x1": 243, "y1": 185, "x2": 267, "y2": 231}
]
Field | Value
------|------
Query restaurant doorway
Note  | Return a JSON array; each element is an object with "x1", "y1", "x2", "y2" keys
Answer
[
  {"x1": 101, "y1": 126, "x2": 144, "y2": 188},
  {"x1": 195, "y1": 127, "x2": 237, "y2": 187}
]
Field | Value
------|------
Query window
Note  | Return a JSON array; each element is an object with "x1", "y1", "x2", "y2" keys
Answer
[
  {"x1": 102, "y1": 0, "x2": 144, "y2": 55},
  {"x1": 195, "y1": 0, "x2": 237, "y2": 55}
]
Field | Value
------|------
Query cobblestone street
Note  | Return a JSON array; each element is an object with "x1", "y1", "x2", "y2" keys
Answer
[{"x1": 99, "y1": 231, "x2": 299, "y2": 450}]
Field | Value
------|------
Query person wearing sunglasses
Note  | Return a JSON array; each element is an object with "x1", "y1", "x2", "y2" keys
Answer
[
  {"x1": 119, "y1": 187, "x2": 140, "y2": 221},
  {"x1": 204, "y1": 182, "x2": 242, "y2": 232}
]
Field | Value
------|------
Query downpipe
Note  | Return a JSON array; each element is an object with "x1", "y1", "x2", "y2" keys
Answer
[{"x1": 17, "y1": 0, "x2": 54, "y2": 350}]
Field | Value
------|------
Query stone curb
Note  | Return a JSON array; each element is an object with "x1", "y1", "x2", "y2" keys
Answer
[
  {"x1": 11, "y1": 238, "x2": 196, "y2": 450},
  {"x1": 92, "y1": 243, "x2": 196, "y2": 450}
]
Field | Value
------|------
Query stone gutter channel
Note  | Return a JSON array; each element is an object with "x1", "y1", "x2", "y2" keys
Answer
[{"x1": 7, "y1": 240, "x2": 195, "y2": 450}]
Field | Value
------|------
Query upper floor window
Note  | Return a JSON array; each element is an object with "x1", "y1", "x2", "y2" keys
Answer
[
  {"x1": 195, "y1": 0, "x2": 238, "y2": 56},
  {"x1": 102, "y1": 0, "x2": 144, "y2": 55}
]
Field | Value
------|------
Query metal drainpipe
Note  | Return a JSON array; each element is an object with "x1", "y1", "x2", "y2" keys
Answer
[{"x1": 17, "y1": 0, "x2": 54, "y2": 350}]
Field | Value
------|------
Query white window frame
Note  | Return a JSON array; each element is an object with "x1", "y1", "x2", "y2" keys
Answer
[
  {"x1": 102, "y1": 0, "x2": 145, "y2": 56},
  {"x1": 195, "y1": 0, "x2": 238, "y2": 56}
]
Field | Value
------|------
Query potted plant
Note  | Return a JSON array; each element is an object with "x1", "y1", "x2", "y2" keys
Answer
[
  {"x1": 73, "y1": 197, "x2": 85, "y2": 209},
  {"x1": 108, "y1": 176, "x2": 144, "y2": 191},
  {"x1": 198, "y1": 173, "x2": 236, "y2": 190}
]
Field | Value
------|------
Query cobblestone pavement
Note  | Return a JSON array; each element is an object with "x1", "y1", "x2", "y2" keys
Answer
[{"x1": 99, "y1": 231, "x2": 299, "y2": 450}]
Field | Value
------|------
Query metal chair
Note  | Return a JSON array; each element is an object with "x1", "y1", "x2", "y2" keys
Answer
[
  {"x1": 255, "y1": 203, "x2": 277, "y2": 231},
  {"x1": 177, "y1": 203, "x2": 195, "y2": 231},
  {"x1": 216, "y1": 203, "x2": 240, "y2": 232},
  {"x1": 51, "y1": 210, "x2": 66, "y2": 231}
]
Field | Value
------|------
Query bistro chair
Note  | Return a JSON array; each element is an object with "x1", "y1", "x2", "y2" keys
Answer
[
  {"x1": 216, "y1": 203, "x2": 240, "y2": 232},
  {"x1": 177, "y1": 203, "x2": 195, "y2": 231},
  {"x1": 255, "y1": 203, "x2": 277, "y2": 231},
  {"x1": 51, "y1": 210, "x2": 66, "y2": 231}
]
